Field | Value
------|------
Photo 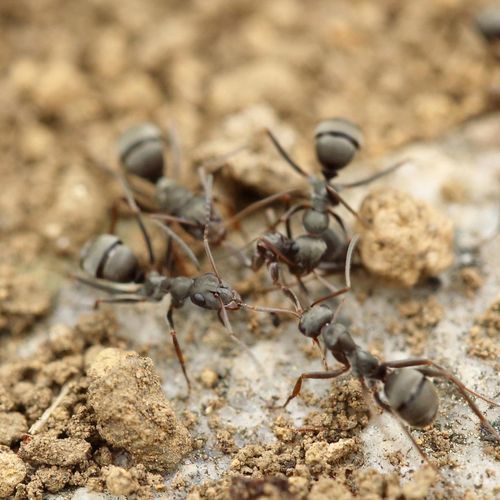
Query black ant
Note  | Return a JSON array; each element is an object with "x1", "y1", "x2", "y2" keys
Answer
[
  {"x1": 242, "y1": 235, "x2": 359, "y2": 363},
  {"x1": 76, "y1": 169, "x2": 257, "y2": 391},
  {"x1": 115, "y1": 122, "x2": 296, "y2": 254},
  {"x1": 263, "y1": 118, "x2": 406, "y2": 269},
  {"x1": 242, "y1": 234, "x2": 499, "y2": 465},
  {"x1": 281, "y1": 317, "x2": 500, "y2": 466}
]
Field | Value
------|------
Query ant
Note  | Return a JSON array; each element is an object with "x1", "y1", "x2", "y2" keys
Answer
[
  {"x1": 242, "y1": 235, "x2": 359, "y2": 363},
  {"x1": 280, "y1": 318, "x2": 500, "y2": 466},
  {"x1": 262, "y1": 118, "x2": 406, "y2": 270},
  {"x1": 115, "y1": 122, "x2": 296, "y2": 254},
  {"x1": 76, "y1": 168, "x2": 257, "y2": 391},
  {"x1": 242, "y1": 236, "x2": 499, "y2": 465}
]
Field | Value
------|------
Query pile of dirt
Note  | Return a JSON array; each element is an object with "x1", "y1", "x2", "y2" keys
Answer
[
  {"x1": 0, "y1": 311, "x2": 190, "y2": 498},
  {"x1": 357, "y1": 188, "x2": 454, "y2": 287}
]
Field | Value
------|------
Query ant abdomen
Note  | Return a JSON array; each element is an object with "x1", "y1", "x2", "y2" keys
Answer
[
  {"x1": 291, "y1": 235, "x2": 327, "y2": 274},
  {"x1": 314, "y1": 118, "x2": 363, "y2": 179},
  {"x1": 80, "y1": 234, "x2": 139, "y2": 283},
  {"x1": 384, "y1": 369, "x2": 439, "y2": 427},
  {"x1": 117, "y1": 123, "x2": 165, "y2": 183}
]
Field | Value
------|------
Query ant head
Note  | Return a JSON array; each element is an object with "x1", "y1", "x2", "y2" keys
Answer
[
  {"x1": 80, "y1": 234, "x2": 139, "y2": 283},
  {"x1": 314, "y1": 118, "x2": 363, "y2": 180},
  {"x1": 117, "y1": 122, "x2": 165, "y2": 182},
  {"x1": 384, "y1": 369, "x2": 439, "y2": 427},
  {"x1": 190, "y1": 273, "x2": 242, "y2": 311},
  {"x1": 298, "y1": 304, "x2": 334, "y2": 338}
]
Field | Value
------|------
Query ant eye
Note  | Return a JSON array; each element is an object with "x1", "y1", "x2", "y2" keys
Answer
[{"x1": 192, "y1": 293, "x2": 206, "y2": 306}]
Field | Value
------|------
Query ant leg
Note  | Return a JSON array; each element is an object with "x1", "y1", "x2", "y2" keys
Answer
[
  {"x1": 166, "y1": 307, "x2": 191, "y2": 391},
  {"x1": 313, "y1": 271, "x2": 341, "y2": 294},
  {"x1": 373, "y1": 391, "x2": 436, "y2": 471},
  {"x1": 166, "y1": 120, "x2": 182, "y2": 181},
  {"x1": 327, "y1": 210, "x2": 349, "y2": 238},
  {"x1": 148, "y1": 218, "x2": 200, "y2": 270},
  {"x1": 312, "y1": 337, "x2": 330, "y2": 370},
  {"x1": 268, "y1": 262, "x2": 302, "y2": 313},
  {"x1": 216, "y1": 297, "x2": 263, "y2": 371},
  {"x1": 72, "y1": 273, "x2": 142, "y2": 294},
  {"x1": 282, "y1": 366, "x2": 350, "y2": 408},
  {"x1": 94, "y1": 295, "x2": 146, "y2": 310},
  {"x1": 224, "y1": 190, "x2": 303, "y2": 228},
  {"x1": 312, "y1": 233, "x2": 359, "y2": 308},
  {"x1": 333, "y1": 160, "x2": 408, "y2": 190},
  {"x1": 326, "y1": 185, "x2": 368, "y2": 227},
  {"x1": 284, "y1": 204, "x2": 310, "y2": 239},
  {"x1": 114, "y1": 172, "x2": 156, "y2": 266},
  {"x1": 382, "y1": 359, "x2": 500, "y2": 441}
]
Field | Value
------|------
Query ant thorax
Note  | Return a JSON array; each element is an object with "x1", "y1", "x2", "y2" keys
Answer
[
  {"x1": 142, "y1": 272, "x2": 172, "y2": 301},
  {"x1": 155, "y1": 177, "x2": 192, "y2": 214}
]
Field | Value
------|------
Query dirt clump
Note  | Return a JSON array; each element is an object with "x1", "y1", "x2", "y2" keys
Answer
[
  {"x1": 87, "y1": 347, "x2": 192, "y2": 471},
  {"x1": 0, "y1": 266, "x2": 53, "y2": 336},
  {"x1": 0, "y1": 411, "x2": 28, "y2": 445},
  {"x1": 357, "y1": 188, "x2": 454, "y2": 287},
  {"x1": 468, "y1": 296, "x2": 500, "y2": 362},
  {"x1": 0, "y1": 445, "x2": 27, "y2": 498},
  {"x1": 195, "y1": 104, "x2": 305, "y2": 195},
  {"x1": 19, "y1": 435, "x2": 91, "y2": 466}
]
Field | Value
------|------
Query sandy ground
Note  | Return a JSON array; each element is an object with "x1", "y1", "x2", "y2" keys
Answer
[{"x1": 1, "y1": 0, "x2": 499, "y2": 498}]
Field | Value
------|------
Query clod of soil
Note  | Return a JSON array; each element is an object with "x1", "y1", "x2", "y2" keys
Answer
[
  {"x1": 357, "y1": 188, "x2": 454, "y2": 286},
  {"x1": 0, "y1": 445, "x2": 27, "y2": 497},
  {"x1": 19, "y1": 435, "x2": 91, "y2": 466},
  {"x1": 87, "y1": 348, "x2": 191, "y2": 471},
  {"x1": 0, "y1": 411, "x2": 28, "y2": 445}
]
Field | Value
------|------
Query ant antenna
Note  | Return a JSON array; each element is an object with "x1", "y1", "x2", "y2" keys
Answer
[
  {"x1": 166, "y1": 120, "x2": 182, "y2": 181},
  {"x1": 112, "y1": 171, "x2": 156, "y2": 266},
  {"x1": 200, "y1": 167, "x2": 223, "y2": 282},
  {"x1": 266, "y1": 128, "x2": 309, "y2": 178},
  {"x1": 310, "y1": 234, "x2": 359, "y2": 307},
  {"x1": 326, "y1": 185, "x2": 368, "y2": 227}
]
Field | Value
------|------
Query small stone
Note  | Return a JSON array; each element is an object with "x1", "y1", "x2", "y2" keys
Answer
[{"x1": 200, "y1": 368, "x2": 219, "y2": 389}]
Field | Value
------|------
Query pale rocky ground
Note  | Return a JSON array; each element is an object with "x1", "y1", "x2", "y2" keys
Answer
[{"x1": 17, "y1": 113, "x2": 497, "y2": 498}]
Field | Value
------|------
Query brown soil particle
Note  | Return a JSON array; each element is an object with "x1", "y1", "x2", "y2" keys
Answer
[
  {"x1": 390, "y1": 296, "x2": 445, "y2": 354},
  {"x1": 357, "y1": 188, "x2": 454, "y2": 287},
  {"x1": 0, "y1": 445, "x2": 27, "y2": 498},
  {"x1": 35, "y1": 466, "x2": 72, "y2": 494},
  {"x1": 0, "y1": 267, "x2": 53, "y2": 336},
  {"x1": 104, "y1": 465, "x2": 140, "y2": 496},
  {"x1": 19, "y1": 435, "x2": 91, "y2": 466},
  {"x1": 87, "y1": 347, "x2": 192, "y2": 471},
  {"x1": 0, "y1": 411, "x2": 28, "y2": 445},
  {"x1": 468, "y1": 297, "x2": 500, "y2": 362}
]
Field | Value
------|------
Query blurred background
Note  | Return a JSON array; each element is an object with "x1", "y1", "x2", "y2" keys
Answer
[{"x1": 0, "y1": 0, "x2": 497, "y2": 256}]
